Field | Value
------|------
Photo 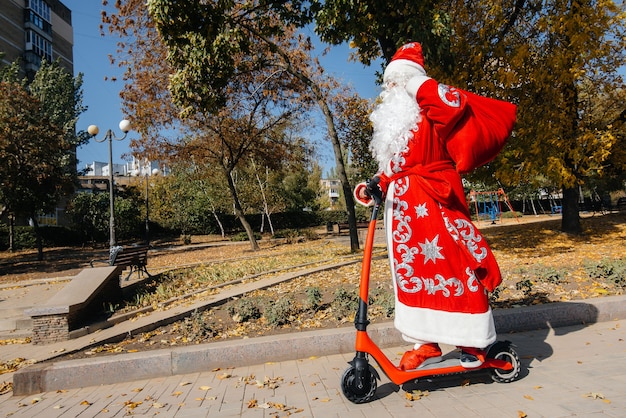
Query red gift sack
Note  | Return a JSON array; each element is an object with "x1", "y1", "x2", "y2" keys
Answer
[{"x1": 445, "y1": 90, "x2": 517, "y2": 174}]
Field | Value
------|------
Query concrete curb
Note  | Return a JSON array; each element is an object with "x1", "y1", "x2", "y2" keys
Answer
[{"x1": 13, "y1": 294, "x2": 626, "y2": 396}]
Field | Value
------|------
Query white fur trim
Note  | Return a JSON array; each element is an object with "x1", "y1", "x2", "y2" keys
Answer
[
  {"x1": 353, "y1": 182, "x2": 373, "y2": 207},
  {"x1": 406, "y1": 75, "x2": 431, "y2": 99},
  {"x1": 394, "y1": 302, "x2": 497, "y2": 348},
  {"x1": 383, "y1": 59, "x2": 426, "y2": 84}
]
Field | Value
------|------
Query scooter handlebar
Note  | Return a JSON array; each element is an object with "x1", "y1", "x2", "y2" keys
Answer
[{"x1": 365, "y1": 176, "x2": 383, "y2": 205}]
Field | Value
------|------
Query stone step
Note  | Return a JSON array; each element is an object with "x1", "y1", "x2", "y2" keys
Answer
[{"x1": 0, "y1": 314, "x2": 32, "y2": 333}]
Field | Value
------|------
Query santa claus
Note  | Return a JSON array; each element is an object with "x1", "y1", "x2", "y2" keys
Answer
[{"x1": 355, "y1": 42, "x2": 516, "y2": 370}]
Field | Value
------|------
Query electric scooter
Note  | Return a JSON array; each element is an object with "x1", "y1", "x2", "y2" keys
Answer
[{"x1": 341, "y1": 178, "x2": 521, "y2": 404}]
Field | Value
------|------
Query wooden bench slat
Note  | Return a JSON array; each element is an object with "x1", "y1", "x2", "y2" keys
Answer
[{"x1": 90, "y1": 244, "x2": 153, "y2": 281}]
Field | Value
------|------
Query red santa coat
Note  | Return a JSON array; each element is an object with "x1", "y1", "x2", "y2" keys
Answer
[{"x1": 377, "y1": 78, "x2": 516, "y2": 348}]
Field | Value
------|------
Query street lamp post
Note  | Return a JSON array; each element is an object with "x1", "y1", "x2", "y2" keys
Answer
[{"x1": 87, "y1": 120, "x2": 132, "y2": 249}]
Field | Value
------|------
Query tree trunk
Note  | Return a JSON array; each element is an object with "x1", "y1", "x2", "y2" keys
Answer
[
  {"x1": 8, "y1": 213, "x2": 14, "y2": 252},
  {"x1": 225, "y1": 169, "x2": 259, "y2": 250},
  {"x1": 31, "y1": 215, "x2": 44, "y2": 261},
  {"x1": 313, "y1": 88, "x2": 359, "y2": 252},
  {"x1": 253, "y1": 163, "x2": 274, "y2": 236},
  {"x1": 561, "y1": 186, "x2": 582, "y2": 235},
  {"x1": 210, "y1": 205, "x2": 226, "y2": 238}
]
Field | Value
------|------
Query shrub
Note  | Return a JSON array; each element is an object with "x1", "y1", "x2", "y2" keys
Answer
[
  {"x1": 227, "y1": 298, "x2": 261, "y2": 323},
  {"x1": 179, "y1": 309, "x2": 215, "y2": 342},
  {"x1": 515, "y1": 279, "x2": 534, "y2": 297},
  {"x1": 305, "y1": 287, "x2": 323, "y2": 311},
  {"x1": 371, "y1": 286, "x2": 395, "y2": 317},
  {"x1": 264, "y1": 296, "x2": 294, "y2": 326},
  {"x1": 230, "y1": 231, "x2": 262, "y2": 242},
  {"x1": 532, "y1": 265, "x2": 568, "y2": 285},
  {"x1": 584, "y1": 258, "x2": 626, "y2": 288},
  {"x1": 331, "y1": 287, "x2": 359, "y2": 319}
]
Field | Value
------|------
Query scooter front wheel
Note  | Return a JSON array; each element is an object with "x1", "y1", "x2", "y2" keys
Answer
[
  {"x1": 341, "y1": 364, "x2": 377, "y2": 403},
  {"x1": 489, "y1": 344, "x2": 521, "y2": 383}
]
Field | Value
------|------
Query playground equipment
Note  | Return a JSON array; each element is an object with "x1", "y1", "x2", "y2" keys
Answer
[{"x1": 469, "y1": 188, "x2": 518, "y2": 224}]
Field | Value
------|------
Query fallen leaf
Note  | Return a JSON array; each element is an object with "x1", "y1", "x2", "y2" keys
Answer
[
  {"x1": 199, "y1": 386, "x2": 212, "y2": 391},
  {"x1": 124, "y1": 401, "x2": 142, "y2": 409},
  {"x1": 583, "y1": 392, "x2": 605, "y2": 399},
  {"x1": 524, "y1": 395, "x2": 534, "y2": 400},
  {"x1": 80, "y1": 400, "x2": 92, "y2": 406},
  {"x1": 171, "y1": 391, "x2": 183, "y2": 397},
  {"x1": 152, "y1": 402, "x2": 166, "y2": 408},
  {"x1": 405, "y1": 389, "x2": 429, "y2": 401},
  {"x1": 518, "y1": 411, "x2": 527, "y2": 418},
  {"x1": 247, "y1": 399, "x2": 258, "y2": 408}
]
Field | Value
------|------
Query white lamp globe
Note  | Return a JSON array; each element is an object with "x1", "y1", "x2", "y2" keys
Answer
[
  {"x1": 119, "y1": 119, "x2": 132, "y2": 133},
  {"x1": 87, "y1": 125, "x2": 99, "y2": 136}
]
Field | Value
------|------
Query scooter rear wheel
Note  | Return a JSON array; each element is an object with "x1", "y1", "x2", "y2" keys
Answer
[
  {"x1": 341, "y1": 365, "x2": 377, "y2": 403},
  {"x1": 489, "y1": 345, "x2": 521, "y2": 383}
]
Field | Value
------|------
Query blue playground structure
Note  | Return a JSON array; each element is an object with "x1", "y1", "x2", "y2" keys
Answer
[{"x1": 469, "y1": 188, "x2": 518, "y2": 224}]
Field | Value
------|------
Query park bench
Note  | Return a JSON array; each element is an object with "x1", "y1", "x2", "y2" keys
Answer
[
  {"x1": 90, "y1": 244, "x2": 153, "y2": 281},
  {"x1": 617, "y1": 197, "x2": 626, "y2": 211},
  {"x1": 337, "y1": 222, "x2": 370, "y2": 234},
  {"x1": 24, "y1": 266, "x2": 123, "y2": 344}
]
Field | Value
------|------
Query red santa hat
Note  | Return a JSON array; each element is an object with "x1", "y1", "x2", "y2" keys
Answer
[{"x1": 383, "y1": 42, "x2": 425, "y2": 83}]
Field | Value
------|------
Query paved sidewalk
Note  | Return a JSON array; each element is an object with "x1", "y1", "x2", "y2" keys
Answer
[{"x1": 0, "y1": 319, "x2": 624, "y2": 417}]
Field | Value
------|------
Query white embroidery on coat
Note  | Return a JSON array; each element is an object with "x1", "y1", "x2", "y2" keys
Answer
[
  {"x1": 454, "y1": 218, "x2": 488, "y2": 262},
  {"x1": 419, "y1": 235, "x2": 445, "y2": 264},
  {"x1": 414, "y1": 202, "x2": 428, "y2": 218},
  {"x1": 437, "y1": 84, "x2": 462, "y2": 108},
  {"x1": 442, "y1": 212, "x2": 488, "y2": 262},
  {"x1": 423, "y1": 274, "x2": 464, "y2": 297},
  {"x1": 466, "y1": 267, "x2": 479, "y2": 292},
  {"x1": 391, "y1": 176, "x2": 479, "y2": 297}
]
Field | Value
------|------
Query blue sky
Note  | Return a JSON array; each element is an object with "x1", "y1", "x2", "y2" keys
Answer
[{"x1": 65, "y1": 1, "x2": 382, "y2": 174}]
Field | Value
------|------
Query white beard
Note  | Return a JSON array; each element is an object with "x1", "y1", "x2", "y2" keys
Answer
[{"x1": 369, "y1": 85, "x2": 422, "y2": 174}]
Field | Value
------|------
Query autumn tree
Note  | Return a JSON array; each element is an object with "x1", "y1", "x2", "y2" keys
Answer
[
  {"x1": 313, "y1": 0, "x2": 455, "y2": 69},
  {"x1": 0, "y1": 82, "x2": 67, "y2": 256},
  {"x1": 443, "y1": 0, "x2": 626, "y2": 234},
  {"x1": 147, "y1": 166, "x2": 219, "y2": 239},
  {"x1": 66, "y1": 188, "x2": 142, "y2": 244},
  {"x1": 178, "y1": 72, "x2": 307, "y2": 250},
  {"x1": 29, "y1": 60, "x2": 90, "y2": 158},
  {"x1": 333, "y1": 91, "x2": 377, "y2": 184},
  {"x1": 145, "y1": 0, "x2": 363, "y2": 251},
  {"x1": 102, "y1": 1, "x2": 336, "y2": 249}
]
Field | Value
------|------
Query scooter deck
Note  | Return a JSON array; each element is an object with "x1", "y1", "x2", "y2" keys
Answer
[
  {"x1": 411, "y1": 357, "x2": 464, "y2": 371},
  {"x1": 384, "y1": 354, "x2": 512, "y2": 385}
]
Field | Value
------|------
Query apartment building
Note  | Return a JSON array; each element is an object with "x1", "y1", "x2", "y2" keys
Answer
[{"x1": 0, "y1": 0, "x2": 73, "y2": 78}]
